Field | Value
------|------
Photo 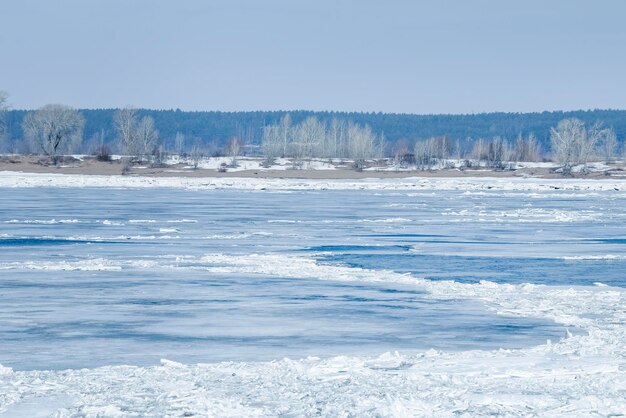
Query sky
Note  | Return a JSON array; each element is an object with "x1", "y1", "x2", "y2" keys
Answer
[{"x1": 1, "y1": 0, "x2": 625, "y2": 113}]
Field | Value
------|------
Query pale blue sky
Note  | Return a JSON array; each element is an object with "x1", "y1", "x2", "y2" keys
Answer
[{"x1": 1, "y1": 0, "x2": 624, "y2": 113}]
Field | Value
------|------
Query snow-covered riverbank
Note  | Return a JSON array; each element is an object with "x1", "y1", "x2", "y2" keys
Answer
[{"x1": 2, "y1": 170, "x2": 626, "y2": 192}]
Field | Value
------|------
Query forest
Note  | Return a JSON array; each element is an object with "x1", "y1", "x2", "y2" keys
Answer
[{"x1": 3, "y1": 107, "x2": 626, "y2": 156}]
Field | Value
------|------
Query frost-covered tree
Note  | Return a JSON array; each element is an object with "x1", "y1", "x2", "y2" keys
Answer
[
  {"x1": 261, "y1": 124, "x2": 282, "y2": 163},
  {"x1": 550, "y1": 118, "x2": 609, "y2": 173},
  {"x1": 550, "y1": 118, "x2": 584, "y2": 172},
  {"x1": 347, "y1": 123, "x2": 376, "y2": 169},
  {"x1": 433, "y1": 136, "x2": 453, "y2": 160},
  {"x1": 470, "y1": 138, "x2": 489, "y2": 165},
  {"x1": 0, "y1": 91, "x2": 8, "y2": 151},
  {"x1": 113, "y1": 107, "x2": 139, "y2": 157},
  {"x1": 174, "y1": 132, "x2": 185, "y2": 156},
  {"x1": 486, "y1": 137, "x2": 509, "y2": 169},
  {"x1": 0, "y1": 91, "x2": 8, "y2": 132},
  {"x1": 293, "y1": 117, "x2": 324, "y2": 165},
  {"x1": 226, "y1": 137, "x2": 242, "y2": 166},
  {"x1": 597, "y1": 127, "x2": 617, "y2": 163},
  {"x1": 582, "y1": 123, "x2": 606, "y2": 166},
  {"x1": 114, "y1": 108, "x2": 158, "y2": 159},
  {"x1": 329, "y1": 118, "x2": 348, "y2": 158},
  {"x1": 413, "y1": 136, "x2": 454, "y2": 170},
  {"x1": 514, "y1": 133, "x2": 541, "y2": 162},
  {"x1": 377, "y1": 131, "x2": 386, "y2": 159},
  {"x1": 414, "y1": 139, "x2": 435, "y2": 170},
  {"x1": 454, "y1": 138, "x2": 463, "y2": 161},
  {"x1": 22, "y1": 104, "x2": 84, "y2": 163},
  {"x1": 278, "y1": 114, "x2": 292, "y2": 157},
  {"x1": 260, "y1": 114, "x2": 381, "y2": 166},
  {"x1": 189, "y1": 138, "x2": 204, "y2": 169},
  {"x1": 137, "y1": 115, "x2": 159, "y2": 157}
]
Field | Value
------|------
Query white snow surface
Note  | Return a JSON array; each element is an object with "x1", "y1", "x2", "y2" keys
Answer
[
  {"x1": 1, "y1": 170, "x2": 626, "y2": 192},
  {"x1": 1, "y1": 252, "x2": 626, "y2": 416},
  {"x1": 166, "y1": 156, "x2": 338, "y2": 171}
]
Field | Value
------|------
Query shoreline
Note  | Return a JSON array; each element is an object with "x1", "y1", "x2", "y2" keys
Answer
[
  {"x1": 0, "y1": 155, "x2": 625, "y2": 180},
  {"x1": 2, "y1": 170, "x2": 626, "y2": 192}
]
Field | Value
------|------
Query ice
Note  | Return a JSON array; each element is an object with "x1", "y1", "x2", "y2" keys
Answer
[
  {"x1": 1, "y1": 336, "x2": 625, "y2": 416},
  {"x1": 3, "y1": 219, "x2": 82, "y2": 224},
  {"x1": 1, "y1": 251, "x2": 626, "y2": 415},
  {"x1": 442, "y1": 208, "x2": 601, "y2": 223},
  {"x1": 358, "y1": 217, "x2": 413, "y2": 223},
  {"x1": 1, "y1": 180, "x2": 626, "y2": 415},
  {"x1": 2, "y1": 170, "x2": 626, "y2": 192},
  {"x1": 0, "y1": 258, "x2": 122, "y2": 271},
  {"x1": 562, "y1": 254, "x2": 626, "y2": 260}
]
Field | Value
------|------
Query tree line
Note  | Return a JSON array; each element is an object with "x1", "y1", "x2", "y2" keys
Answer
[
  {"x1": 0, "y1": 92, "x2": 624, "y2": 171},
  {"x1": 261, "y1": 115, "x2": 384, "y2": 168},
  {"x1": 3, "y1": 102, "x2": 626, "y2": 150},
  {"x1": 410, "y1": 119, "x2": 618, "y2": 174}
]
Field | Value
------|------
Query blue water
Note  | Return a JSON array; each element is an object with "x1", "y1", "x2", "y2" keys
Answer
[{"x1": 1, "y1": 187, "x2": 625, "y2": 370}]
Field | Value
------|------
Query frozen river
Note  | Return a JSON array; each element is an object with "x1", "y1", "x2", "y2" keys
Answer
[
  {"x1": 1, "y1": 177, "x2": 626, "y2": 416},
  {"x1": 2, "y1": 187, "x2": 624, "y2": 370}
]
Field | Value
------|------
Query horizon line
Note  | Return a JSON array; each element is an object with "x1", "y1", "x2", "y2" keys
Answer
[{"x1": 5, "y1": 107, "x2": 626, "y2": 117}]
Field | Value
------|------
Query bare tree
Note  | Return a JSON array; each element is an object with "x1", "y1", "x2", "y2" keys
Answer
[
  {"x1": 278, "y1": 114, "x2": 292, "y2": 157},
  {"x1": 261, "y1": 124, "x2": 281, "y2": 165},
  {"x1": 189, "y1": 139, "x2": 204, "y2": 169},
  {"x1": 329, "y1": 118, "x2": 348, "y2": 158},
  {"x1": 582, "y1": 122, "x2": 607, "y2": 166},
  {"x1": 260, "y1": 115, "x2": 381, "y2": 167},
  {"x1": 413, "y1": 137, "x2": 451, "y2": 169},
  {"x1": 113, "y1": 107, "x2": 139, "y2": 157},
  {"x1": 550, "y1": 118, "x2": 608, "y2": 173},
  {"x1": 22, "y1": 104, "x2": 84, "y2": 164},
  {"x1": 226, "y1": 137, "x2": 242, "y2": 166},
  {"x1": 377, "y1": 131, "x2": 386, "y2": 159},
  {"x1": 432, "y1": 136, "x2": 452, "y2": 160},
  {"x1": 471, "y1": 138, "x2": 489, "y2": 165},
  {"x1": 597, "y1": 126, "x2": 617, "y2": 163},
  {"x1": 414, "y1": 139, "x2": 436, "y2": 170},
  {"x1": 489, "y1": 137, "x2": 511, "y2": 169},
  {"x1": 113, "y1": 108, "x2": 158, "y2": 161},
  {"x1": 347, "y1": 122, "x2": 375, "y2": 169},
  {"x1": 174, "y1": 132, "x2": 185, "y2": 156},
  {"x1": 550, "y1": 119, "x2": 583, "y2": 172},
  {"x1": 454, "y1": 139, "x2": 463, "y2": 162},
  {"x1": 293, "y1": 116, "x2": 324, "y2": 167},
  {"x1": 0, "y1": 91, "x2": 9, "y2": 152},
  {"x1": 137, "y1": 115, "x2": 159, "y2": 157},
  {"x1": 514, "y1": 133, "x2": 541, "y2": 162}
]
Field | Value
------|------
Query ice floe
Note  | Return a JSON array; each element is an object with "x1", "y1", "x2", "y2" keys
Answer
[{"x1": 1, "y1": 252, "x2": 625, "y2": 416}]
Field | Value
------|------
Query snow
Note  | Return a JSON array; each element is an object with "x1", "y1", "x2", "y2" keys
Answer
[
  {"x1": 166, "y1": 156, "x2": 338, "y2": 171},
  {"x1": 2, "y1": 170, "x2": 626, "y2": 192}
]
